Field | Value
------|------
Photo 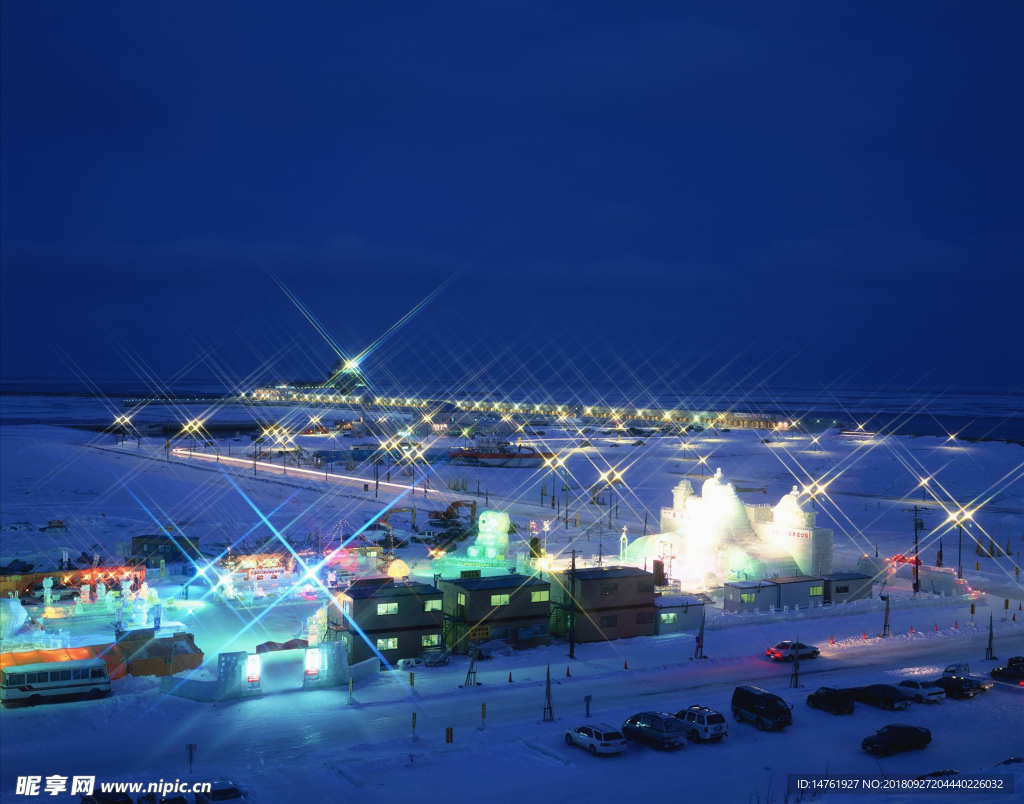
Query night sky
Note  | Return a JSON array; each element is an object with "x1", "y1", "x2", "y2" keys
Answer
[{"x1": 2, "y1": 2, "x2": 1021, "y2": 396}]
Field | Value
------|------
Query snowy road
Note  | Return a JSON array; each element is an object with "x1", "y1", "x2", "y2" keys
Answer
[{"x1": 3, "y1": 625, "x2": 1021, "y2": 803}]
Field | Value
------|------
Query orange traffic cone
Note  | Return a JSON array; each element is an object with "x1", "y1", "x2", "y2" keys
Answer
[
  {"x1": 934, "y1": 623, "x2": 938, "y2": 632},
  {"x1": 508, "y1": 672, "x2": 513, "y2": 683},
  {"x1": 1019, "y1": 603, "x2": 1022, "y2": 611},
  {"x1": 862, "y1": 631, "x2": 867, "y2": 640},
  {"x1": 955, "y1": 621, "x2": 958, "y2": 629},
  {"x1": 1013, "y1": 612, "x2": 1017, "y2": 622},
  {"x1": 830, "y1": 634, "x2": 834, "y2": 645},
  {"x1": 624, "y1": 659, "x2": 629, "y2": 670},
  {"x1": 910, "y1": 625, "x2": 914, "y2": 634},
  {"x1": 566, "y1": 666, "x2": 571, "y2": 678}
]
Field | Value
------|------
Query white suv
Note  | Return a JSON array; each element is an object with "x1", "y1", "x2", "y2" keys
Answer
[
  {"x1": 564, "y1": 723, "x2": 628, "y2": 755},
  {"x1": 675, "y1": 705, "x2": 729, "y2": 742}
]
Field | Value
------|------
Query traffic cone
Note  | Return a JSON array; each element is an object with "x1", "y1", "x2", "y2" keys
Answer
[
  {"x1": 1014, "y1": 612, "x2": 1017, "y2": 622},
  {"x1": 934, "y1": 623, "x2": 938, "y2": 632},
  {"x1": 566, "y1": 666, "x2": 571, "y2": 678},
  {"x1": 624, "y1": 659, "x2": 629, "y2": 670},
  {"x1": 1019, "y1": 603, "x2": 1022, "y2": 611},
  {"x1": 862, "y1": 631, "x2": 866, "y2": 640},
  {"x1": 910, "y1": 625, "x2": 914, "y2": 634},
  {"x1": 954, "y1": 621, "x2": 958, "y2": 629},
  {"x1": 830, "y1": 635, "x2": 834, "y2": 645},
  {"x1": 508, "y1": 672, "x2": 513, "y2": 683}
]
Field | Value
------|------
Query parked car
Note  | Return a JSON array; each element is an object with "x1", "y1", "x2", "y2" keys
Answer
[
  {"x1": 396, "y1": 657, "x2": 424, "y2": 671},
  {"x1": 765, "y1": 641, "x2": 820, "y2": 662},
  {"x1": 931, "y1": 676, "x2": 989, "y2": 699},
  {"x1": 564, "y1": 723, "x2": 628, "y2": 755},
  {"x1": 26, "y1": 583, "x2": 79, "y2": 602},
  {"x1": 731, "y1": 686, "x2": 793, "y2": 730},
  {"x1": 420, "y1": 650, "x2": 450, "y2": 667},
  {"x1": 861, "y1": 724, "x2": 932, "y2": 756},
  {"x1": 1006, "y1": 656, "x2": 1024, "y2": 667},
  {"x1": 806, "y1": 686, "x2": 855, "y2": 714},
  {"x1": 195, "y1": 780, "x2": 246, "y2": 803},
  {"x1": 897, "y1": 679, "x2": 946, "y2": 703},
  {"x1": 621, "y1": 712, "x2": 687, "y2": 749},
  {"x1": 852, "y1": 685, "x2": 912, "y2": 711},
  {"x1": 675, "y1": 705, "x2": 729, "y2": 742},
  {"x1": 990, "y1": 664, "x2": 1024, "y2": 684}
]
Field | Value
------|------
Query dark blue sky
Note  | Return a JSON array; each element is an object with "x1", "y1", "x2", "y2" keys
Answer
[{"x1": 2, "y1": 2, "x2": 1021, "y2": 396}]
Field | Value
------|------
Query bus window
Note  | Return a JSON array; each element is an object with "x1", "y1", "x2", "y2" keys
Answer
[
  {"x1": 6, "y1": 674, "x2": 26, "y2": 686},
  {"x1": 91, "y1": 668, "x2": 106, "y2": 679},
  {"x1": 56, "y1": 670, "x2": 72, "y2": 682},
  {"x1": 73, "y1": 669, "x2": 88, "y2": 680}
]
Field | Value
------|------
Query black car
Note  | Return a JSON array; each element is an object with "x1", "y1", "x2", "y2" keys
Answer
[
  {"x1": 1006, "y1": 656, "x2": 1024, "y2": 667},
  {"x1": 990, "y1": 664, "x2": 1024, "y2": 684},
  {"x1": 731, "y1": 686, "x2": 793, "y2": 730},
  {"x1": 806, "y1": 686, "x2": 855, "y2": 714},
  {"x1": 621, "y1": 712, "x2": 687, "y2": 749},
  {"x1": 852, "y1": 685, "x2": 911, "y2": 711},
  {"x1": 932, "y1": 676, "x2": 987, "y2": 699},
  {"x1": 861, "y1": 724, "x2": 932, "y2": 756}
]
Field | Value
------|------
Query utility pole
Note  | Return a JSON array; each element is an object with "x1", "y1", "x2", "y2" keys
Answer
[
  {"x1": 569, "y1": 550, "x2": 576, "y2": 660},
  {"x1": 903, "y1": 505, "x2": 929, "y2": 594}
]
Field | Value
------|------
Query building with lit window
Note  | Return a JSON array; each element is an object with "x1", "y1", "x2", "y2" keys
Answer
[
  {"x1": 723, "y1": 575, "x2": 824, "y2": 613},
  {"x1": 549, "y1": 565, "x2": 656, "y2": 642},
  {"x1": 327, "y1": 576, "x2": 443, "y2": 665},
  {"x1": 438, "y1": 574, "x2": 551, "y2": 654}
]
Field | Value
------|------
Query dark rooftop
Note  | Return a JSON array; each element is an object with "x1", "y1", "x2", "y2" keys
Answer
[
  {"x1": 342, "y1": 580, "x2": 441, "y2": 600},
  {"x1": 770, "y1": 575, "x2": 824, "y2": 585},
  {"x1": 442, "y1": 574, "x2": 549, "y2": 592},
  {"x1": 567, "y1": 565, "x2": 654, "y2": 581}
]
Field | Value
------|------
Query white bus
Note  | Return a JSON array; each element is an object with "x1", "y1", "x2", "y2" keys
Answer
[{"x1": 0, "y1": 658, "x2": 111, "y2": 705}]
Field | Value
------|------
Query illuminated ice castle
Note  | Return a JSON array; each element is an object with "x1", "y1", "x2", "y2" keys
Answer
[{"x1": 633, "y1": 469, "x2": 833, "y2": 586}]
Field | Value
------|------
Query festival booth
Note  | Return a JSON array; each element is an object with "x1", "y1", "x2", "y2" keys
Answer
[{"x1": 0, "y1": 644, "x2": 129, "y2": 680}]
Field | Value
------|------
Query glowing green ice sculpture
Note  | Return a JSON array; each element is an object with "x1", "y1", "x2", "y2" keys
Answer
[
  {"x1": 432, "y1": 510, "x2": 511, "y2": 572},
  {"x1": 466, "y1": 511, "x2": 510, "y2": 562}
]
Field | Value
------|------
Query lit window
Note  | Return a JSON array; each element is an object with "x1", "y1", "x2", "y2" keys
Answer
[
  {"x1": 740, "y1": 593, "x2": 756, "y2": 603},
  {"x1": 530, "y1": 590, "x2": 549, "y2": 603},
  {"x1": 421, "y1": 634, "x2": 440, "y2": 647},
  {"x1": 424, "y1": 599, "x2": 442, "y2": 612},
  {"x1": 376, "y1": 637, "x2": 398, "y2": 651},
  {"x1": 809, "y1": 585, "x2": 823, "y2": 596},
  {"x1": 377, "y1": 602, "x2": 398, "y2": 616},
  {"x1": 490, "y1": 594, "x2": 510, "y2": 607},
  {"x1": 660, "y1": 613, "x2": 678, "y2": 624},
  {"x1": 457, "y1": 592, "x2": 466, "y2": 607}
]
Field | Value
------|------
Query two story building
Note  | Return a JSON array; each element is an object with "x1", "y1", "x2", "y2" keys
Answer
[
  {"x1": 327, "y1": 576, "x2": 444, "y2": 665},
  {"x1": 438, "y1": 574, "x2": 551, "y2": 654},
  {"x1": 129, "y1": 534, "x2": 204, "y2": 574},
  {"x1": 549, "y1": 565, "x2": 657, "y2": 643}
]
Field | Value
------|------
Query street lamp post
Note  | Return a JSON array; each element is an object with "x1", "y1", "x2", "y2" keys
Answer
[{"x1": 950, "y1": 509, "x2": 972, "y2": 581}]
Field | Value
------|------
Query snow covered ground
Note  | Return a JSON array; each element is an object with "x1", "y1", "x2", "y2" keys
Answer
[{"x1": 1, "y1": 398, "x2": 1022, "y2": 802}]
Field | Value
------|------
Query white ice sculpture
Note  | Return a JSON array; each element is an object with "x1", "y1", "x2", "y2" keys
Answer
[{"x1": 0, "y1": 598, "x2": 28, "y2": 639}]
